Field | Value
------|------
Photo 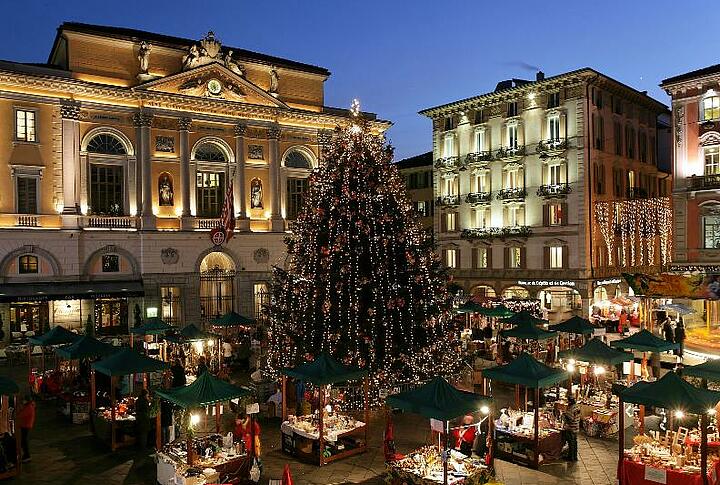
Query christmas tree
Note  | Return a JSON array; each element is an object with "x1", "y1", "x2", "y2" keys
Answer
[{"x1": 267, "y1": 102, "x2": 462, "y2": 400}]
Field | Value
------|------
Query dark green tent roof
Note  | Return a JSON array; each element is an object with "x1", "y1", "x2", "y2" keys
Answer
[
  {"x1": 500, "y1": 324, "x2": 557, "y2": 341},
  {"x1": 503, "y1": 310, "x2": 547, "y2": 326},
  {"x1": 558, "y1": 337, "x2": 634, "y2": 366},
  {"x1": 156, "y1": 371, "x2": 251, "y2": 408},
  {"x1": 483, "y1": 353, "x2": 568, "y2": 388},
  {"x1": 620, "y1": 372, "x2": 720, "y2": 415},
  {"x1": 386, "y1": 377, "x2": 492, "y2": 421},
  {"x1": 130, "y1": 317, "x2": 174, "y2": 335},
  {"x1": 28, "y1": 325, "x2": 80, "y2": 346},
  {"x1": 478, "y1": 305, "x2": 515, "y2": 318},
  {"x1": 684, "y1": 359, "x2": 720, "y2": 381},
  {"x1": 610, "y1": 329, "x2": 679, "y2": 353},
  {"x1": 210, "y1": 311, "x2": 256, "y2": 327},
  {"x1": 281, "y1": 353, "x2": 368, "y2": 386},
  {"x1": 55, "y1": 335, "x2": 118, "y2": 360},
  {"x1": 92, "y1": 347, "x2": 168, "y2": 376},
  {"x1": 164, "y1": 324, "x2": 220, "y2": 343},
  {"x1": 549, "y1": 316, "x2": 595, "y2": 335},
  {"x1": 455, "y1": 301, "x2": 484, "y2": 314},
  {"x1": 0, "y1": 376, "x2": 19, "y2": 396}
]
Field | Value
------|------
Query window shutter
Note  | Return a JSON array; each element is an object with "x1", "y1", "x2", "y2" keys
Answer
[
  {"x1": 562, "y1": 246, "x2": 569, "y2": 268},
  {"x1": 440, "y1": 214, "x2": 447, "y2": 232},
  {"x1": 543, "y1": 247, "x2": 550, "y2": 269},
  {"x1": 561, "y1": 203, "x2": 568, "y2": 225},
  {"x1": 542, "y1": 205, "x2": 549, "y2": 226},
  {"x1": 456, "y1": 249, "x2": 461, "y2": 269},
  {"x1": 520, "y1": 247, "x2": 527, "y2": 269},
  {"x1": 503, "y1": 248, "x2": 509, "y2": 268},
  {"x1": 472, "y1": 248, "x2": 478, "y2": 269},
  {"x1": 487, "y1": 247, "x2": 493, "y2": 268}
]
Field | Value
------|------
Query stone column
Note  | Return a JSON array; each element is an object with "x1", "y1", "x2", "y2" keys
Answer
[
  {"x1": 60, "y1": 102, "x2": 81, "y2": 226},
  {"x1": 134, "y1": 111, "x2": 154, "y2": 229},
  {"x1": 234, "y1": 123, "x2": 250, "y2": 231},
  {"x1": 178, "y1": 117, "x2": 193, "y2": 230},
  {"x1": 267, "y1": 126, "x2": 284, "y2": 232}
]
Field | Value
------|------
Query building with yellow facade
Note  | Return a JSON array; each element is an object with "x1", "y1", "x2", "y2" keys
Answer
[{"x1": 0, "y1": 22, "x2": 389, "y2": 337}]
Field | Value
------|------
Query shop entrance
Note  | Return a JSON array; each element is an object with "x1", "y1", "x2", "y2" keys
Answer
[
  {"x1": 538, "y1": 286, "x2": 582, "y2": 322},
  {"x1": 199, "y1": 252, "x2": 236, "y2": 324},
  {"x1": 9, "y1": 302, "x2": 48, "y2": 333},
  {"x1": 94, "y1": 298, "x2": 128, "y2": 335}
]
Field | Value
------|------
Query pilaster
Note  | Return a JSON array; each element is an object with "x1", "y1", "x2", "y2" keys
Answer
[
  {"x1": 178, "y1": 117, "x2": 194, "y2": 230},
  {"x1": 267, "y1": 126, "x2": 284, "y2": 232},
  {"x1": 134, "y1": 111, "x2": 155, "y2": 230},
  {"x1": 234, "y1": 123, "x2": 250, "y2": 231},
  {"x1": 60, "y1": 102, "x2": 81, "y2": 227}
]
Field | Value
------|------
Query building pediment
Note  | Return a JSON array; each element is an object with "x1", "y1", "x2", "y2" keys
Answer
[{"x1": 137, "y1": 63, "x2": 288, "y2": 109}]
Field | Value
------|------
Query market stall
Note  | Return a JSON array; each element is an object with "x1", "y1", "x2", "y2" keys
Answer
[
  {"x1": 130, "y1": 317, "x2": 174, "y2": 360},
  {"x1": 549, "y1": 316, "x2": 595, "y2": 351},
  {"x1": 27, "y1": 325, "x2": 80, "y2": 396},
  {"x1": 280, "y1": 353, "x2": 369, "y2": 466},
  {"x1": 164, "y1": 324, "x2": 222, "y2": 372},
  {"x1": 557, "y1": 338, "x2": 634, "y2": 438},
  {"x1": 53, "y1": 335, "x2": 118, "y2": 424},
  {"x1": 385, "y1": 377, "x2": 493, "y2": 485},
  {"x1": 610, "y1": 330, "x2": 679, "y2": 381},
  {"x1": 498, "y1": 321, "x2": 557, "y2": 363},
  {"x1": 155, "y1": 371, "x2": 253, "y2": 485},
  {"x1": 90, "y1": 347, "x2": 168, "y2": 450},
  {"x1": 617, "y1": 372, "x2": 720, "y2": 485},
  {"x1": 0, "y1": 376, "x2": 21, "y2": 480},
  {"x1": 482, "y1": 353, "x2": 568, "y2": 469}
]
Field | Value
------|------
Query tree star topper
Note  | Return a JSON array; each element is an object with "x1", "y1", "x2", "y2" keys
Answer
[{"x1": 350, "y1": 98, "x2": 361, "y2": 118}]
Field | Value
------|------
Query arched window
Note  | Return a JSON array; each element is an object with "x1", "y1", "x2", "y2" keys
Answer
[
  {"x1": 284, "y1": 150, "x2": 312, "y2": 169},
  {"x1": 703, "y1": 94, "x2": 720, "y2": 121},
  {"x1": 87, "y1": 134, "x2": 127, "y2": 155},
  {"x1": 194, "y1": 142, "x2": 227, "y2": 162}
]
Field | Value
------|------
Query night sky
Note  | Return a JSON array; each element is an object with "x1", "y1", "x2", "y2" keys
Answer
[{"x1": 0, "y1": 0, "x2": 713, "y2": 159}]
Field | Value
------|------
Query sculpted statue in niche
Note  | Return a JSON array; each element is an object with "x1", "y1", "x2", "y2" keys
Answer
[
  {"x1": 250, "y1": 178, "x2": 263, "y2": 209},
  {"x1": 138, "y1": 41, "x2": 151, "y2": 74},
  {"x1": 159, "y1": 173, "x2": 174, "y2": 206},
  {"x1": 269, "y1": 69, "x2": 279, "y2": 95},
  {"x1": 224, "y1": 50, "x2": 245, "y2": 77}
]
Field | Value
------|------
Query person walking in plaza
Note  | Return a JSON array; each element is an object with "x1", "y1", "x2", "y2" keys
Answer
[
  {"x1": 170, "y1": 359, "x2": 186, "y2": 388},
  {"x1": 562, "y1": 397, "x2": 580, "y2": 462},
  {"x1": 662, "y1": 317, "x2": 674, "y2": 345},
  {"x1": 135, "y1": 388, "x2": 151, "y2": 450},
  {"x1": 17, "y1": 395, "x2": 35, "y2": 463},
  {"x1": 674, "y1": 320, "x2": 686, "y2": 359}
]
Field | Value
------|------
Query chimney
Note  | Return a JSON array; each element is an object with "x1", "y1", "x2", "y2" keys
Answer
[{"x1": 536, "y1": 71, "x2": 545, "y2": 82}]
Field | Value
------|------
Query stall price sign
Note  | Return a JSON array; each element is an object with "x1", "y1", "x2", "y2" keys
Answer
[
  {"x1": 246, "y1": 402, "x2": 259, "y2": 415},
  {"x1": 644, "y1": 466, "x2": 667, "y2": 484}
]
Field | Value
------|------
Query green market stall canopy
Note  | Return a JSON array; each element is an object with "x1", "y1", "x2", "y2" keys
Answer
[
  {"x1": 92, "y1": 347, "x2": 168, "y2": 376},
  {"x1": 281, "y1": 353, "x2": 368, "y2": 386},
  {"x1": 500, "y1": 324, "x2": 557, "y2": 341},
  {"x1": 28, "y1": 325, "x2": 81, "y2": 346},
  {"x1": 478, "y1": 305, "x2": 515, "y2": 318},
  {"x1": 386, "y1": 376, "x2": 492, "y2": 421},
  {"x1": 483, "y1": 353, "x2": 568, "y2": 389},
  {"x1": 130, "y1": 317, "x2": 174, "y2": 335},
  {"x1": 0, "y1": 376, "x2": 19, "y2": 396},
  {"x1": 455, "y1": 301, "x2": 485, "y2": 314},
  {"x1": 610, "y1": 329, "x2": 679, "y2": 353},
  {"x1": 558, "y1": 338, "x2": 634, "y2": 366},
  {"x1": 503, "y1": 310, "x2": 547, "y2": 326},
  {"x1": 55, "y1": 336, "x2": 118, "y2": 360},
  {"x1": 164, "y1": 324, "x2": 220, "y2": 343},
  {"x1": 549, "y1": 316, "x2": 595, "y2": 335},
  {"x1": 619, "y1": 372, "x2": 720, "y2": 415},
  {"x1": 156, "y1": 371, "x2": 251, "y2": 408},
  {"x1": 684, "y1": 359, "x2": 720, "y2": 381},
  {"x1": 210, "y1": 311, "x2": 256, "y2": 327}
]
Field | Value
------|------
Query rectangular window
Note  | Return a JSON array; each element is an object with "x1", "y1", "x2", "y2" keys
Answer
[
  {"x1": 15, "y1": 109, "x2": 36, "y2": 142},
  {"x1": 16, "y1": 177, "x2": 37, "y2": 214},
  {"x1": 253, "y1": 282, "x2": 269, "y2": 319},
  {"x1": 287, "y1": 177, "x2": 309, "y2": 220},
  {"x1": 161, "y1": 286, "x2": 182, "y2": 325},
  {"x1": 547, "y1": 92, "x2": 560, "y2": 109},
  {"x1": 548, "y1": 203, "x2": 563, "y2": 226},
  {"x1": 444, "y1": 117, "x2": 455, "y2": 131},
  {"x1": 445, "y1": 249, "x2": 457, "y2": 269},
  {"x1": 18, "y1": 255, "x2": 38, "y2": 274},
  {"x1": 416, "y1": 201, "x2": 430, "y2": 217},
  {"x1": 614, "y1": 122, "x2": 623, "y2": 156},
  {"x1": 639, "y1": 132, "x2": 648, "y2": 162},
  {"x1": 705, "y1": 146, "x2": 720, "y2": 175},
  {"x1": 444, "y1": 178, "x2": 458, "y2": 196},
  {"x1": 446, "y1": 212, "x2": 457, "y2": 232},
  {"x1": 443, "y1": 135, "x2": 455, "y2": 158},
  {"x1": 507, "y1": 206, "x2": 523, "y2": 226},
  {"x1": 507, "y1": 125, "x2": 518, "y2": 149},
  {"x1": 506, "y1": 168, "x2": 520, "y2": 189},
  {"x1": 475, "y1": 173, "x2": 488, "y2": 192},
  {"x1": 549, "y1": 246, "x2": 563, "y2": 268},
  {"x1": 548, "y1": 164, "x2": 562, "y2": 186},
  {"x1": 474, "y1": 208, "x2": 488, "y2": 228},
  {"x1": 593, "y1": 114, "x2": 604, "y2": 150},
  {"x1": 474, "y1": 110, "x2": 484, "y2": 124},
  {"x1": 548, "y1": 115, "x2": 560, "y2": 142},
  {"x1": 705, "y1": 216, "x2": 720, "y2": 249},
  {"x1": 593, "y1": 88, "x2": 603, "y2": 108},
  {"x1": 703, "y1": 96, "x2": 720, "y2": 121},
  {"x1": 102, "y1": 254, "x2": 119, "y2": 273},
  {"x1": 612, "y1": 96, "x2": 622, "y2": 115},
  {"x1": 475, "y1": 130, "x2": 486, "y2": 153},
  {"x1": 474, "y1": 247, "x2": 488, "y2": 269},
  {"x1": 507, "y1": 101, "x2": 518, "y2": 117},
  {"x1": 625, "y1": 126, "x2": 635, "y2": 159},
  {"x1": 90, "y1": 164, "x2": 124, "y2": 215},
  {"x1": 195, "y1": 171, "x2": 225, "y2": 218},
  {"x1": 508, "y1": 247, "x2": 522, "y2": 268}
]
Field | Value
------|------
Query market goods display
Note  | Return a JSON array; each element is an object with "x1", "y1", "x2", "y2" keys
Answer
[
  {"x1": 97, "y1": 397, "x2": 137, "y2": 422},
  {"x1": 494, "y1": 410, "x2": 563, "y2": 465},
  {"x1": 281, "y1": 413, "x2": 365, "y2": 442},
  {"x1": 386, "y1": 446, "x2": 492, "y2": 485},
  {"x1": 157, "y1": 434, "x2": 250, "y2": 485}
]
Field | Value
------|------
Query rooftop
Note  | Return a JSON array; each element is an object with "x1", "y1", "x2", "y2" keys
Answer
[
  {"x1": 394, "y1": 151, "x2": 433, "y2": 169},
  {"x1": 661, "y1": 63, "x2": 720, "y2": 87}
]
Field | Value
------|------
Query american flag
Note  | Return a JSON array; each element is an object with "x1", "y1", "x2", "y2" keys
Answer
[{"x1": 220, "y1": 179, "x2": 235, "y2": 241}]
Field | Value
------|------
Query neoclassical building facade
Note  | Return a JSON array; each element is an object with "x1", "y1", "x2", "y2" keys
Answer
[
  {"x1": 0, "y1": 23, "x2": 389, "y2": 336},
  {"x1": 421, "y1": 69, "x2": 671, "y2": 320}
]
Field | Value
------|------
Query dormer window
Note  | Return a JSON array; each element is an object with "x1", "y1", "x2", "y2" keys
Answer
[{"x1": 702, "y1": 92, "x2": 720, "y2": 121}]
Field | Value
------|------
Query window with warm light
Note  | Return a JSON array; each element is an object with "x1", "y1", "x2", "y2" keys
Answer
[
  {"x1": 507, "y1": 125, "x2": 518, "y2": 149},
  {"x1": 286, "y1": 177, "x2": 308, "y2": 220},
  {"x1": 474, "y1": 247, "x2": 488, "y2": 269},
  {"x1": 705, "y1": 146, "x2": 720, "y2": 175},
  {"x1": 548, "y1": 115, "x2": 560, "y2": 142},
  {"x1": 548, "y1": 164, "x2": 562, "y2": 186},
  {"x1": 446, "y1": 212, "x2": 457, "y2": 231},
  {"x1": 702, "y1": 95, "x2": 720, "y2": 121},
  {"x1": 508, "y1": 247, "x2": 522, "y2": 268},
  {"x1": 445, "y1": 249, "x2": 457, "y2": 268},
  {"x1": 549, "y1": 246, "x2": 564, "y2": 268},
  {"x1": 253, "y1": 282, "x2": 269, "y2": 319},
  {"x1": 18, "y1": 255, "x2": 38, "y2": 274},
  {"x1": 548, "y1": 203, "x2": 563, "y2": 225},
  {"x1": 443, "y1": 177, "x2": 458, "y2": 196},
  {"x1": 90, "y1": 164, "x2": 124, "y2": 216},
  {"x1": 196, "y1": 171, "x2": 225, "y2": 217},
  {"x1": 474, "y1": 172, "x2": 488, "y2": 192},
  {"x1": 475, "y1": 129, "x2": 486, "y2": 153},
  {"x1": 15, "y1": 109, "x2": 36, "y2": 142},
  {"x1": 474, "y1": 208, "x2": 488, "y2": 228},
  {"x1": 443, "y1": 135, "x2": 455, "y2": 158},
  {"x1": 704, "y1": 216, "x2": 720, "y2": 249},
  {"x1": 161, "y1": 286, "x2": 182, "y2": 325},
  {"x1": 506, "y1": 168, "x2": 520, "y2": 189}
]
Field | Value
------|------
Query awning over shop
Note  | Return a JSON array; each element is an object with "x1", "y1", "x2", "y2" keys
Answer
[
  {"x1": 0, "y1": 280, "x2": 144, "y2": 302},
  {"x1": 558, "y1": 337, "x2": 634, "y2": 366},
  {"x1": 550, "y1": 316, "x2": 595, "y2": 335},
  {"x1": 483, "y1": 353, "x2": 568, "y2": 388},
  {"x1": 386, "y1": 377, "x2": 492, "y2": 421},
  {"x1": 610, "y1": 329, "x2": 679, "y2": 353},
  {"x1": 156, "y1": 371, "x2": 252, "y2": 408},
  {"x1": 619, "y1": 372, "x2": 720, "y2": 415},
  {"x1": 281, "y1": 353, "x2": 367, "y2": 386}
]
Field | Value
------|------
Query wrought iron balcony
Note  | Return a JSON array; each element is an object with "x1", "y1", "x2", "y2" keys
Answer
[
  {"x1": 495, "y1": 145, "x2": 525, "y2": 160},
  {"x1": 537, "y1": 183, "x2": 571, "y2": 198},
  {"x1": 465, "y1": 192, "x2": 492, "y2": 204},
  {"x1": 436, "y1": 195, "x2": 461, "y2": 207},
  {"x1": 460, "y1": 225, "x2": 531, "y2": 241},
  {"x1": 434, "y1": 156, "x2": 462, "y2": 171},
  {"x1": 626, "y1": 187, "x2": 648, "y2": 199},
  {"x1": 496, "y1": 187, "x2": 527, "y2": 200},
  {"x1": 688, "y1": 174, "x2": 720, "y2": 191},
  {"x1": 464, "y1": 151, "x2": 493, "y2": 165},
  {"x1": 537, "y1": 138, "x2": 568, "y2": 154}
]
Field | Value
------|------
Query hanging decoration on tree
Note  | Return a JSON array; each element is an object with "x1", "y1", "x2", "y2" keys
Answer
[{"x1": 266, "y1": 100, "x2": 462, "y2": 404}]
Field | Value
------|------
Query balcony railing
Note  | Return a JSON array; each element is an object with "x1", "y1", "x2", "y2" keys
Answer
[
  {"x1": 537, "y1": 183, "x2": 571, "y2": 198},
  {"x1": 80, "y1": 215, "x2": 138, "y2": 229},
  {"x1": 496, "y1": 187, "x2": 527, "y2": 200},
  {"x1": 196, "y1": 218, "x2": 222, "y2": 230},
  {"x1": 16, "y1": 215, "x2": 38, "y2": 227},
  {"x1": 495, "y1": 145, "x2": 525, "y2": 160},
  {"x1": 465, "y1": 192, "x2": 492, "y2": 204},
  {"x1": 537, "y1": 138, "x2": 568, "y2": 153},
  {"x1": 460, "y1": 225, "x2": 531, "y2": 241},
  {"x1": 688, "y1": 174, "x2": 720, "y2": 191},
  {"x1": 626, "y1": 187, "x2": 649, "y2": 199},
  {"x1": 436, "y1": 195, "x2": 461, "y2": 207},
  {"x1": 434, "y1": 156, "x2": 462, "y2": 171},
  {"x1": 465, "y1": 151, "x2": 493, "y2": 165}
]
